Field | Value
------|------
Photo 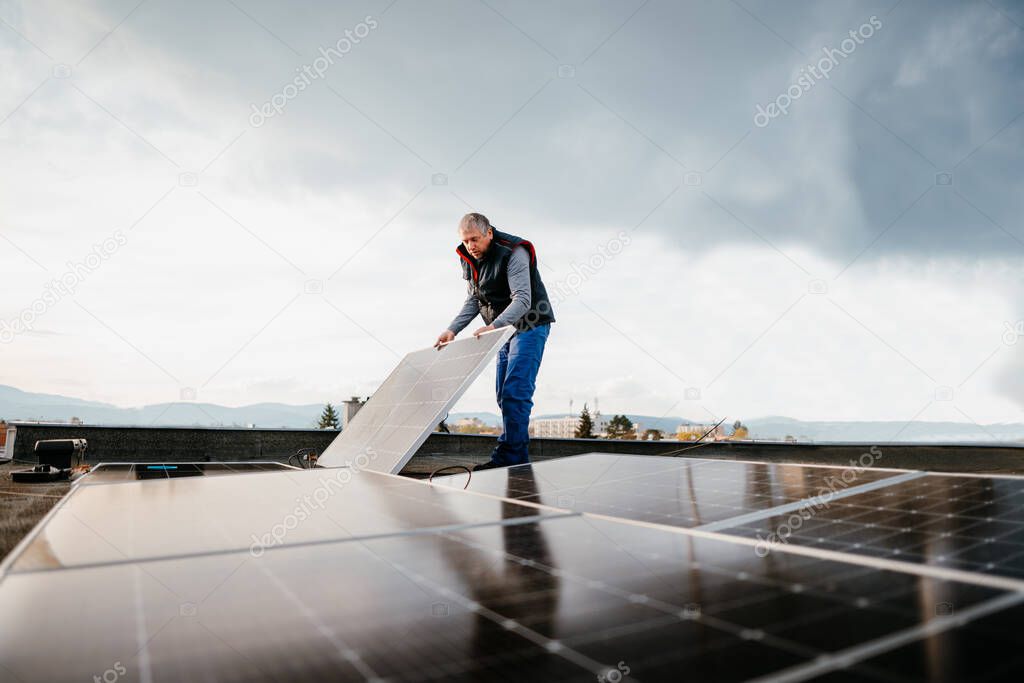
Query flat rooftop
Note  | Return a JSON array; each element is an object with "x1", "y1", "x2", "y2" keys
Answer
[{"x1": 2, "y1": 452, "x2": 1024, "y2": 680}]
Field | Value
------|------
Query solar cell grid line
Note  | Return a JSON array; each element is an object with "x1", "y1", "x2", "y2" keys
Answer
[
  {"x1": 253, "y1": 558, "x2": 385, "y2": 681},
  {"x1": 439, "y1": 453, "x2": 913, "y2": 530},
  {"x1": 4, "y1": 513, "x2": 577, "y2": 578},
  {"x1": 463, "y1": 453, "x2": 894, "y2": 498},
  {"x1": 58, "y1": 464, "x2": 991, "y2": 679},
  {"x1": 442, "y1": 519, "x2": 950, "y2": 629},
  {"x1": 688, "y1": 454, "x2": 917, "y2": 476},
  {"x1": 440, "y1": 454, "x2": 1024, "y2": 577},
  {"x1": 376, "y1": 557, "x2": 622, "y2": 680},
  {"x1": 477, "y1": 457, "x2": 715, "y2": 508},
  {"x1": 318, "y1": 327, "x2": 515, "y2": 473},
  {"x1": 605, "y1": 513, "x2": 1024, "y2": 592},
  {"x1": 588, "y1": 527, "x2": 1024, "y2": 679},
  {"x1": 440, "y1": 532, "x2": 862, "y2": 662},
  {"x1": 732, "y1": 515, "x2": 1024, "y2": 578},
  {"x1": 695, "y1": 471, "x2": 929, "y2": 532},
  {"x1": 480, "y1": 454, "x2": 896, "y2": 520},
  {"x1": 837, "y1": 475, "x2": 1024, "y2": 513},
  {"x1": 0, "y1": 523, "x2": 626, "y2": 680},
  {"x1": 729, "y1": 516, "x2": 1024, "y2": 573},
  {"x1": 422, "y1": 462, "x2": 1024, "y2": 593},
  {"x1": 363, "y1": 513, "x2": 1024, "y2": 681},
  {"x1": 732, "y1": 497, "x2": 1024, "y2": 549},
  {"x1": 7, "y1": 458, "x2": 1024, "y2": 681},
  {"x1": 372, "y1": 519, "x2": 830, "y2": 677},
  {"x1": 671, "y1": 455, "x2": 1024, "y2": 491},
  {"x1": 701, "y1": 454, "x2": 1024, "y2": 482},
  {"x1": 718, "y1": 473, "x2": 1024, "y2": 580},
  {"x1": 748, "y1": 591, "x2": 1024, "y2": 683},
  {"x1": 0, "y1": 467, "x2": 576, "y2": 577},
  {"x1": 464, "y1": 561, "x2": 815, "y2": 662}
]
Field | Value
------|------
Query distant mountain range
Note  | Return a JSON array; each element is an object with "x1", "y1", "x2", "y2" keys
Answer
[
  {"x1": 1, "y1": 385, "x2": 1022, "y2": 443},
  {"x1": 0, "y1": 385, "x2": 327, "y2": 429}
]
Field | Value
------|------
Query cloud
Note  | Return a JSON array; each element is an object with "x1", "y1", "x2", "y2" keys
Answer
[{"x1": 2, "y1": 0, "x2": 1023, "y2": 421}]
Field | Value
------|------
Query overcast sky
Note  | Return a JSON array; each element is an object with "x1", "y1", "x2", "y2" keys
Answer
[{"x1": 1, "y1": 0, "x2": 1022, "y2": 431}]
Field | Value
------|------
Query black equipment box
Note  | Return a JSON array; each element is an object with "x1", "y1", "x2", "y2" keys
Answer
[{"x1": 34, "y1": 439, "x2": 87, "y2": 469}]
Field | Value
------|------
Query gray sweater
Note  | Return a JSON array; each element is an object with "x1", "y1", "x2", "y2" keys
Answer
[{"x1": 447, "y1": 246, "x2": 532, "y2": 333}]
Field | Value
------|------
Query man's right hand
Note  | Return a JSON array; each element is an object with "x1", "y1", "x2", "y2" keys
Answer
[{"x1": 434, "y1": 330, "x2": 455, "y2": 349}]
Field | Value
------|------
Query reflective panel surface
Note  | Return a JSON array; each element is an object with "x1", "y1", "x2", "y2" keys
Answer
[
  {"x1": 318, "y1": 327, "x2": 514, "y2": 473},
  {"x1": 5, "y1": 455, "x2": 1024, "y2": 681},
  {"x1": 0, "y1": 509, "x2": 1020, "y2": 682},
  {"x1": 78, "y1": 462, "x2": 296, "y2": 485},
  {"x1": 441, "y1": 453, "x2": 902, "y2": 528},
  {"x1": 5, "y1": 467, "x2": 561, "y2": 571},
  {"x1": 720, "y1": 473, "x2": 1024, "y2": 580}
]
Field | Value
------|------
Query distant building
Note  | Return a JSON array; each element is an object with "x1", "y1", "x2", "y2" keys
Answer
[
  {"x1": 0, "y1": 420, "x2": 7, "y2": 456},
  {"x1": 530, "y1": 411, "x2": 609, "y2": 439},
  {"x1": 676, "y1": 423, "x2": 725, "y2": 441},
  {"x1": 529, "y1": 416, "x2": 577, "y2": 438},
  {"x1": 452, "y1": 417, "x2": 500, "y2": 435},
  {"x1": 341, "y1": 396, "x2": 366, "y2": 429}
]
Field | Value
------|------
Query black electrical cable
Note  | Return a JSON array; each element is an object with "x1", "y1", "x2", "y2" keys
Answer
[
  {"x1": 288, "y1": 448, "x2": 318, "y2": 469},
  {"x1": 654, "y1": 417, "x2": 728, "y2": 457},
  {"x1": 425, "y1": 417, "x2": 725, "y2": 488},
  {"x1": 428, "y1": 464, "x2": 473, "y2": 489}
]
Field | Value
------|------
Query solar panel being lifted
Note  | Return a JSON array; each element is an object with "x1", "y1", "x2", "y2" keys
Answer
[{"x1": 317, "y1": 327, "x2": 515, "y2": 473}]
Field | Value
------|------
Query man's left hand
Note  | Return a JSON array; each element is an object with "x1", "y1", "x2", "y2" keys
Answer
[{"x1": 473, "y1": 324, "x2": 496, "y2": 338}]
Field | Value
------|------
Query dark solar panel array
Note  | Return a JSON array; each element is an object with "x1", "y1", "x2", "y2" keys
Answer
[
  {"x1": 453, "y1": 455, "x2": 1024, "y2": 585},
  {"x1": 442, "y1": 452, "x2": 905, "y2": 528},
  {"x1": 719, "y1": 473, "x2": 1024, "y2": 580},
  {"x1": 2, "y1": 453, "x2": 1024, "y2": 681}
]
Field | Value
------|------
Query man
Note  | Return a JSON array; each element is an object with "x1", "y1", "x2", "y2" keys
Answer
[{"x1": 435, "y1": 213, "x2": 555, "y2": 470}]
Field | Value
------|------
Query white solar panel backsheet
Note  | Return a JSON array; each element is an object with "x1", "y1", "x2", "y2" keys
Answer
[{"x1": 318, "y1": 327, "x2": 515, "y2": 473}]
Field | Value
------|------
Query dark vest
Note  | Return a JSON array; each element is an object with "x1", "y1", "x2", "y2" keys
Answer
[{"x1": 456, "y1": 229, "x2": 556, "y2": 332}]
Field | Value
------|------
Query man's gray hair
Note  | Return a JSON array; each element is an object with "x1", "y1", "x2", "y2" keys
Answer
[{"x1": 459, "y1": 212, "x2": 492, "y2": 235}]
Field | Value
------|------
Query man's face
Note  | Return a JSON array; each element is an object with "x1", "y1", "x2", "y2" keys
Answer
[{"x1": 459, "y1": 225, "x2": 493, "y2": 259}]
